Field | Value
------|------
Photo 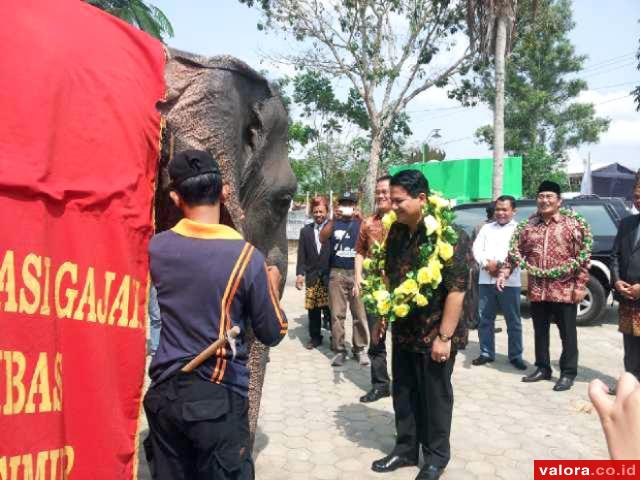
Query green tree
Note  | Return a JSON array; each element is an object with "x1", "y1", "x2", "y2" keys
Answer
[
  {"x1": 285, "y1": 70, "x2": 413, "y2": 196},
  {"x1": 86, "y1": 0, "x2": 174, "y2": 41},
  {"x1": 452, "y1": 0, "x2": 609, "y2": 197},
  {"x1": 242, "y1": 0, "x2": 471, "y2": 209}
]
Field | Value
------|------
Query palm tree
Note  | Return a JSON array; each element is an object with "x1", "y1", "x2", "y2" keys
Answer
[
  {"x1": 86, "y1": 0, "x2": 174, "y2": 41},
  {"x1": 466, "y1": 0, "x2": 520, "y2": 199}
]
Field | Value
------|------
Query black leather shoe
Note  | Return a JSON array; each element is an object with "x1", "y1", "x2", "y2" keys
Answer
[
  {"x1": 371, "y1": 454, "x2": 417, "y2": 473},
  {"x1": 305, "y1": 338, "x2": 322, "y2": 350},
  {"x1": 522, "y1": 367, "x2": 552, "y2": 382},
  {"x1": 510, "y1": 358, "x2": 527, "y2": 370},
  {"x1": 471, "y1": 356, "x2": 494, "y2": 366},
  {"x1": 360, "y1": 388, "x2": 390, "y2": 403},
  {"x1": 416, "y1": 465, "x2": 445, "y2": 480},
  {"x1": 553, "y1": 376, "x2": 574, "y2": 391}
]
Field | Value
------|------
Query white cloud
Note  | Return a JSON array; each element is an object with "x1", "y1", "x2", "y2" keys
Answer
[
  {"x1": 602, "y1": 119, "x2": 640, "y2": 145},
  {"x1": 577, "y1": 89, "x2": 637, "y2": 119},
  {"x1": 574, "y1": 89, "x2": 640, "y2": 152}
]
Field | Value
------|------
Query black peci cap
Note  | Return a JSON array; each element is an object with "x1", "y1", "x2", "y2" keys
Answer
[
  {"x1": 169, "y1": 150, "x2": 220, "y2": 187},
  {"x1": 537, "y1": 180, "x2": 561, "y2": 196}
]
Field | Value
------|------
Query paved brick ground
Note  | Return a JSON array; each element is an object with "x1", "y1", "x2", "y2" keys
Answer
[{"x1": 138, "y1": 256, "x2": 623, "y2": 479}]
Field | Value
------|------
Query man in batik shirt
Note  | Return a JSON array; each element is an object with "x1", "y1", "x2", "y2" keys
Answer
[
  {"x1": 498, "y1": 180, "x2": 589, "y2": 392},
  {"x1": 371, "y1": 170, "x2": 469, "y2": 480}
]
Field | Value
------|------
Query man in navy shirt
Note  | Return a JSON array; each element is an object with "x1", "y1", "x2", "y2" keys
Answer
[
  {"x1": 321, "y1": 192, "x2": 369, "y2": 367},
  {"x1": 143, "y1": 150, "x2": 287, "y2": 480}
]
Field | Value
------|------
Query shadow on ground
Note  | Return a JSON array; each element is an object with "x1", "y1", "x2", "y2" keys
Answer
[
  {"x1": 137, "y1": 429, "x2": 150, "y2": 480},
  {"x1": 462, "y1": 328, "x2": 618, "y2": 387},
  {"x1": 252, "y1": 427, "x2": 269, "y2": 461},
  {"x1": 333, "y1": 402, "x2": 396, "y2": 454},
  {"x1": 288, "y1": 314, "x2": 375, "y2": 393}
]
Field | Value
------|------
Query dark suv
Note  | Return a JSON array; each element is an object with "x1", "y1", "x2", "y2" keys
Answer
[{"x1": 454, "y1": 196, "x2": 631, "y2": 325}]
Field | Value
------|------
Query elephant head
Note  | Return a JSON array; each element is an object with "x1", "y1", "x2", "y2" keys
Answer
[
  {"x1": 156, "y1": 49, "x2": 296, "y2": 445},
  {"x1": 156, "y1": 48, "x2": 296, "y2": 278}
]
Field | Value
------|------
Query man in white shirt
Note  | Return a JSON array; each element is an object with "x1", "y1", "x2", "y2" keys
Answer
[{"x1": 472, "y1": 195, "x2": 526, "y2": 370}]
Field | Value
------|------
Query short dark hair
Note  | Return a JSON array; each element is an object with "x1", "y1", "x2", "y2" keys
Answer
[
  {"x1": 390, "y1": 170, "x2": 430, "y2": 198},
  {"x1": 376, "y1": 175, "x2": 392, "y2": 184},
  {"x1": 485, "y1": 205, "x2": 495, "y2": 220},
  {"x1": 495, "y1": 195, "x2": 516, "y2": 209},
  {"x1": 173, "y1": 172, "x2": 222, "y2": 206}
]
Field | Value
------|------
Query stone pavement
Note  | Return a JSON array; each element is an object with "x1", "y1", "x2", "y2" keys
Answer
[{"x1": 138, "y1": 256, "x2": 625, "y2": 479}]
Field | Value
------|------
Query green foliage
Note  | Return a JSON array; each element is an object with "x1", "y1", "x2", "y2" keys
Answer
[
  {"x1": 290, "y1": 138, "x2": 370, "y2": 195},
  {"x1": 86, "y1": 0, "x2": 174, "y2": 40},
  {"x1": 285, "y1": 69, "x2": 413, "y2": 193},
  {"x1": 451, "y1": 0, "x2": 609, "y2": 195}
]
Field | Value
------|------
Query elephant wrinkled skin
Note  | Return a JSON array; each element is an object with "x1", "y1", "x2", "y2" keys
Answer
[{"x1": 155, "y1": 49, "x2": 296, "y2": 445}]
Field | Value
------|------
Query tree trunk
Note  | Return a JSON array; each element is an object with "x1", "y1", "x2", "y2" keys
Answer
[
  {"x1": 364, "y1": 133, "x2": 383, "y2": 213},
  {"x1": 492, "y1": 15, "x2": 508, "y2": 199}
]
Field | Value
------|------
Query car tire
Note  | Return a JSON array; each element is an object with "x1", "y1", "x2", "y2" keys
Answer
[{"x1": 577, "y1": 275, "x2": 607, "y2": 326}]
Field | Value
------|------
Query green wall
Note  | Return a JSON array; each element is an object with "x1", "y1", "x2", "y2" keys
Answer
[{"x1": 389, "y1": 157, "x2": 522, "y2": 202}]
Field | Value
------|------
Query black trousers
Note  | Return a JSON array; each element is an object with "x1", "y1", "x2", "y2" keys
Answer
[
  {"x1": 367, "y1": 311, "x2": 390, "y2": 390},
  {"x1": 391, "y1": 345, "x2": 456, "y2": 468},
  {"x1": 530, "y1": 301, "x2": 578, "y2": 378},
  {"x1": 623, "y1": 334, "x2": 640, "y2": 380},
  {"x1": 143, "y1": 372, "x2": 254, "y2": 480},
  {"x1": 309, "y1": 307, "x2": 331, "y2": 341}
]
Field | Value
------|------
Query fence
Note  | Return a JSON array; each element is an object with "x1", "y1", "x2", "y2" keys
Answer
[{"x1": 286, "y1": 209, "x2": 309, "y2": 240}]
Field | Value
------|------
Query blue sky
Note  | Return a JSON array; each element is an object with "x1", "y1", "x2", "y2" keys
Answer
[{"x1": 151, "y1": 0, "x2": 639, "y2": 174}]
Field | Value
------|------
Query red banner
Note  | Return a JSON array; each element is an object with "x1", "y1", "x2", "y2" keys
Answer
[{"x1": 0, "y1": 1, "x2": 165, "y2": 478}]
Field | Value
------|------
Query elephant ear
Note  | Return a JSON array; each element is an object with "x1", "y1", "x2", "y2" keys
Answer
[{"x1": 158, "y1": 49, "x2": 247, "y2": 233}]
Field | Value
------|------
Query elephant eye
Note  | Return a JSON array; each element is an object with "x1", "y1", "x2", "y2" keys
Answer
[{"x1": 272, "y1": 191, "x2": 293, "y2": 213}]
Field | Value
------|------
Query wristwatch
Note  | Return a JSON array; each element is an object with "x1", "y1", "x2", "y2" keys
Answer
[{"x1": 438, "y1": 332, "x2": 451, "y2": 342}]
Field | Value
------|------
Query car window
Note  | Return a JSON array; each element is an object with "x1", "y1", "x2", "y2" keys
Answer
[
  {"x1": 570, "y1": 204, "x2": 617, "y2": 236},
  {"x1": 513, "y1": 205, "x2": 536, "y2": 223},
  {"x1": 453, "y1": 207, "x2": 487, "y2": 235}
]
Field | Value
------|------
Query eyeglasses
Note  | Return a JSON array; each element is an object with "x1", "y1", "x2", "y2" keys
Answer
[{"x1": 536, "y1": 193, "x2": 558, "y2": 201}]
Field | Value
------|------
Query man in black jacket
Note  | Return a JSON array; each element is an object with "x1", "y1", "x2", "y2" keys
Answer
[
  {"x1": 611, "y1": 182, "x2": 640, "y2": 380},
  {"x1": 296, "y1": 197, "x2": 331, "y2": 349}
]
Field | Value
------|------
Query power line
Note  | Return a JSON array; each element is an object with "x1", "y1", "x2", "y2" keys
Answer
[
  {"x1": 595, "y1": 94, "x2": 633, "y2": 106},
  {"x1": 590, "y1": 81, "x2": 638, "y2": 91},
  {"x1": 582, "y1": 60, "x2": 636, "y2": 79},
  {"x1": 581, "y1": 53, "x2": 636, "y2": 73}
]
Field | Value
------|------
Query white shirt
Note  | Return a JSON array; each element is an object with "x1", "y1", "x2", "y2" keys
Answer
[
  {"x1": 313, "y1": 221, "x2": 327, "y2": 255},
  {"x1": 472, "y1": 220, "x2": 521, "y2": 287}
]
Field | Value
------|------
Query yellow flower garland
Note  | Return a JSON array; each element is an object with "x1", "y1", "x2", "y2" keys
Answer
[{"x1": 361, "y1": 194, "x2": 458, "y2": 323}]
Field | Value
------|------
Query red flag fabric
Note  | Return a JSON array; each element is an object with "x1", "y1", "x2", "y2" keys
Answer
[{"x1": 0, "y1": 1, "x2": 165, "y2": 478}]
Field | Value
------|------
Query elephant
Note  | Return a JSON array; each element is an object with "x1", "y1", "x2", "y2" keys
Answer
[{"x1": 155, "y1": 48, "x2": 297, "y2": 445}]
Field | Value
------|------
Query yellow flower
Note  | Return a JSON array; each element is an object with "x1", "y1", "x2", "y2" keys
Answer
[
  {"x1": 363, "y1": 258, "x2": 373, "y2": 270},
  {"x1": 377, "y1": 299, "x2": 391, "y2": 315},
  {"x1": 437, "y1": 240, "x2": 454, "y2": 261},
  {"x1": 414, "y1": 293, "x2": 428, "y2": 307},
  {"x1": 399, "y1": 279, "x2": 419, "y2": 295},
  {"x1": 393, "y1": 303, "x2": 410, "y2": 318},
  {"x1": 372, "y1": 290, "x2": 390, "y2": 302},
  {"x1": 382, "y1": 211, "x2": 397, "y2": 230},
  {"x1": 428, "y1": 195, "x2": 450, "y2": 210},
  {"x1": 429, "y1": 259, "x2": 443, "y2": 285},
  {"x1": 417, "y1": 267, "x2": 432, "y2": 285},
  {"x1": 423, "y1": 215, "x2": 440, "y2": 236}
]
